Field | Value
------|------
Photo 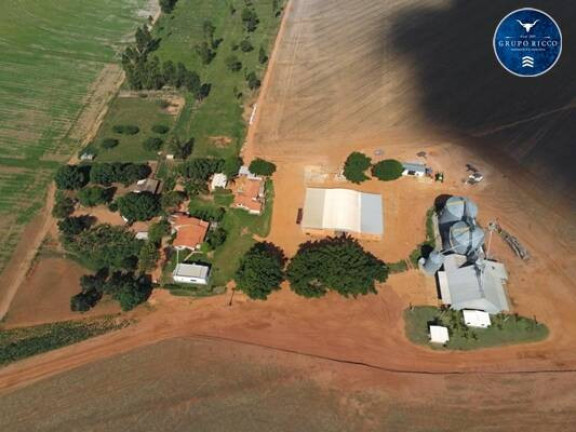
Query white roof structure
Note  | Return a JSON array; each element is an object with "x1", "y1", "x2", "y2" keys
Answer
[
  {"x1": 463, "y1": 310, "x2": 491, "y2": 328},
  {"x1": 429, "y1": 325, "x2": 450, "y2": 344},
  {"x1": 238, "y1": 166, "x2": 259, "y2": 179},
  {"x1": 210, "y1": 173, "x2": 228, "y2": 191},
  {"x1": 135, "y1": 231, "x2": 149, "y2": 240},
  {"x1": 438, "y1": 255, "x2": 510, "y2": 314},
  {"x1": 301, "y1": 188, "x2": 383, "y2": 235},
  {"x1": 173, "y1": 263, "x2": 210, "y2": 280},
  {"x1": 402, "y1": 162, "x2": 427, "y2": 176}
]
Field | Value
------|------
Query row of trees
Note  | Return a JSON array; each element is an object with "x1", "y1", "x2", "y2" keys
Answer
[
  {"x1": 71, "y1": 271, "x2": 153, "y2": 312},
  {"x1": 343, "y1": 152, "x2": 404, "y2": 184},
  {"x1": 54, "y1": 163, "x2": 151, "y2": 190},
  {"x1": 122, "y1": 25, "x2": 209, "y2": 99},
  {"x1": 235, "y1": 236, "x2": 389, "y2": 301}
]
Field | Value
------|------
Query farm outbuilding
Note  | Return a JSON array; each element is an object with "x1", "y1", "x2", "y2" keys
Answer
[
  {"x1": 301, "y1": 188, "x2": 383, "y2": 237},
  {"x1": 438, "y1": 255, "x2": 510, "y2": 314},
  {"x1": 429, "y1": 325, "x2": 450, "y2": 344},
  {"x1": 173, "y1": 263, "x2": 210, "y2": 285},
  {"x1": 463, "y1": 310, "x2": 492, "y2": 328}
]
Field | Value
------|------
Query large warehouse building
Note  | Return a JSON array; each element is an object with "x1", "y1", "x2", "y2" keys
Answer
[{"x1": 301, "y1": 188, "x2": 383, "y2": 237}]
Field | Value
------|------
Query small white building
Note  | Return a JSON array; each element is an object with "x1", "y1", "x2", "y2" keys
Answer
[
  {"x1": 135, "y1": 231, "x2": 149, "y2": 240},
  {"x1": 173, "y1": 263, "x2": 210, "y2": 285},
  {"x1": 429, "y1": 325, "x2": 450, "y2": 344},
  {"x1": 402, "y1": 162, "x2": 427, "y2": 177},
  {"x1": 238, "y1": 166, "x2": 260, "y2": 180},
  {"x1": 210, "y1": 173, "x2": 228, "y2": 191},
  {"x1": 463, "y1": 310, "x2": 491, "y2": 328}
]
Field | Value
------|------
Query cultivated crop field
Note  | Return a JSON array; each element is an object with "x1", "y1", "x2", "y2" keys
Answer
[{"x1": 0, "y1": 0, "x2": 148, "y2": 272}]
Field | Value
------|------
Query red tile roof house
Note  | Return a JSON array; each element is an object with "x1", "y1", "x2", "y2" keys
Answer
[
  {"x1": 170, "y1": 214, "x2": 210, "y2": 250},
  {"x1": 231, "y1": 176, "x2": 265, "y2": 215}
]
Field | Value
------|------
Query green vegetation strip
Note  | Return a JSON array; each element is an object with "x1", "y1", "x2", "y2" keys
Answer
[
  {"x1": 0, "y1": 317, "x2": 133, "y2": 367},
  {"x1": 404, "y1": 306, "x2": 548, "y2": 350}
]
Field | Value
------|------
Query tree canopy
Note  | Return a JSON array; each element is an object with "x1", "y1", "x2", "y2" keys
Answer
[
  {"x1": 66, "y1": 224, "x2": 143, "y2": 271},
  {"x1": 117, "y1": 192, "x2": 161, "y2": 222},
  {"x1": 89, "y1": 163, "x2": 151, "y2": 186},
  {"x1": 54, "y1": 165, "x2": 88, "y2": 190},
  {"x1": 372, "y1": 159, "x2": 404, "y2": 181},
  {"x1": 179, "y1": 158, "x2": 224, "y2": 180},
  {"x1": 77, "y1": 186, "x2": 114, "y2": 207},
  {"x1": 343, "y1": 152, "x2": 372, "y2": 184},
  {"x1": 249, "y1": 158, "x2": 276, "y2": 176},
  {"x1": 235, "y1": 242, "x2": 286, "y2": 300},
  {"x1": 52, "y1": 194, "x2": 75, "y2": 219},
  {"x1": 286, "y1": 236, "x2": 388, "y2": 298}
]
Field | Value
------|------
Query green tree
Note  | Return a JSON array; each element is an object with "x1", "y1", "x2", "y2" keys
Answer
[
  {"x1": 167, "y1": 137, "x2": 194, "y2": 160},
  {"x1": 258, "y1": 46, "x2": 268, "y2": 64},
  {"x1": 195, "y1": 41, "x2": 215, "y2": 65},
  {"x1": 143, "y1": 137, "x2": 163, "y2": 152},
  {"x1": 67, "y1": 224, "x2": 143, "y2": 271},
  {"x1": 241, "y1": 8, "x2": 259, "y2": 32},
  {"x1": 161, "y1": 190, "x2": 186, "y2": 213},
  {"x1": 152, "y1": 124, "x2": 170, "y2": 134},
  {"x1": 223, "y1": 156, "x2": 243, "y2": 177},
  {"x1": 101, "y1": 138, "x2": 119, "y2": 149},
  {"x1": 77, "y1": 186, "x2": 113, "y2": 207},
  {"x1": 249, "y1": 158, "x2": 276, "y2": 176},
  {"x1": 246, "y1": 71, "x2": 261, "y2": 90},
  {"x1": 286, "y1": 236, "x2": 388, "y2": 298},
  {"x1": 240, "y1": 39, "x2": 253, "y2": 52},
  {"x1": 343, "y1": 152, "x2": 372, "y2": 184},
  {"x1": 54, "y1": 165, "x2": 87, "y2": 190},
  {"x1": 371, "y1": 159, "x2": 404, "y2": 181},
  {"x1": 148, "y1": 219, "x2": 172, "y2": 244},
  {"x1": 203, "y1": 20, "x2": 216, "y2": 45},
  {"x1": 52, "y1": 194, "x2": 75, "y2": 219},
  {"x1": 206, "y1": 228, "x2": 227, "y2": 249},
  {"x1": 226, "y1": 55, "x2": 242, "y2": 72},
  {"x1": 138, "y1": 242, "x2": 160, "y2": 272},
  {"x1": 104, "y1": 272, "x2": 152, "y2": 311},
  {"x1": 180, "y1": 158, "x2": 225, "y2": 180},
  {"x1": 159, "y1": 0, "x2": 178, "y2": 13},
  {"x1": 57, "y1": 216, "x2": 93, "y2": 237},
  {"x1": 117, "y1": 192, "x2": 161, "y2": 222},
  {"x1": 235, "y1": 242, "x2": 286, "y2": 300}
]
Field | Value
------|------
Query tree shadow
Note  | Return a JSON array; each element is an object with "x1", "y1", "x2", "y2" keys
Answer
[{"x1": 385, "y1": 1, "x2": 576, "y2": 203}]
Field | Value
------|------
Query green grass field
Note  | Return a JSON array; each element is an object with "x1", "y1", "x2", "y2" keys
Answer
[
  {"x1": 93, "y1": 96, "x2": 177, "y2": 162},
  {"x1": 0, "y1": 0, "x2": 148, "y2": 272},
  {"x1": 404, "y1": 306, "x2": 548, "y2": 350},
  {"x1": 153, "y1": 0, "x2": 284, "y2": 158}
]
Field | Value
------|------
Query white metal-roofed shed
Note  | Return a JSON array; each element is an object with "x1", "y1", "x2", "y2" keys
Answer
[
  {"x1": 173, "y1": 263, "x2": 211, "y2": 285},
  {"x1": 301, "y1": 188, "x2": 383, "y2": 236},
  {"x1": 463, "y1": 310, "x2": 492, "y2": 328},
  {"x1": 429, "y1": 325, "x2": 450, "y2": 344}
]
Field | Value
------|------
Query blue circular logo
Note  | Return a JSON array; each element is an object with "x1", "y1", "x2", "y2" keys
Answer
[{"x1": 494, "y1": 8, "x2": 562, "y2": 77}]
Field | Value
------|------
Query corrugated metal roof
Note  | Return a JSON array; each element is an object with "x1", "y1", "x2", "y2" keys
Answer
[
  {"x1": 301, "y1": 188, "x2": 383, "y2": 235},
  {"x1": 360, "y1": 193, "x2": 384, "y2": 235},
  {"x1": 173, "y1": 263, "x2": 210, "y2": 279},
  {"x1": 438, "y1": 256, "x2": 509, "y2": 314}
]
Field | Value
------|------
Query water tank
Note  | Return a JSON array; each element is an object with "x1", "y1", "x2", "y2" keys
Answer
[
  {"x1": 422, "y1": 250, "x2": 445, "y2": 275},
  {"x1": 447, "y1": 221, "x2": 485, "y2": 255}
]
